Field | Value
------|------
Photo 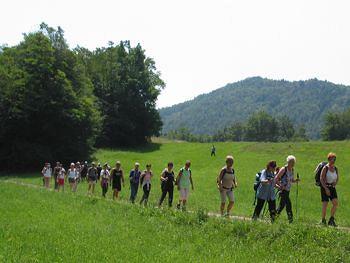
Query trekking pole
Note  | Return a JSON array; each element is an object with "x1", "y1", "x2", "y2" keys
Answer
[{"x1": 296, "y1": 173, "x2": 299, "y2": 220}]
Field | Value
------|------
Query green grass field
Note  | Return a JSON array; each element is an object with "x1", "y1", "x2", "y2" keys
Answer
[{"x1": 1, "y1": 140, "x2": 350, "y2": 262}]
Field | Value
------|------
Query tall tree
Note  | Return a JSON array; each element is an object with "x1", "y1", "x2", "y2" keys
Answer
[{"x1": 245, "y1": 111, "x2": 279, "y2": 142}]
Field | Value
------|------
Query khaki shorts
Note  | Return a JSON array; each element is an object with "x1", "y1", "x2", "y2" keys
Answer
[
  {"x1": 179, "y1": 188, "x2": 190, "y2": 200},
  {"x1": 220, "y1": 188, "x2": 234, "y2": 203}
]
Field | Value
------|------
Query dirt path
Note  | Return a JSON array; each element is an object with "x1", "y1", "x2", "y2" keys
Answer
[{"x1": 1, "y1": 179, "x2": 349, "y2": 232}]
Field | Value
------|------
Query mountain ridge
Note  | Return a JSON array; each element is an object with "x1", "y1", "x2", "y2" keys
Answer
[{"x1": 159, "y1": 77, "x2": 350, "y2": 138}]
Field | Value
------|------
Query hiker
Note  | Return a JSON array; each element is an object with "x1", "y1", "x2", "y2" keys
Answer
[
  {"x1": 67, "y1": 163, "x2": 78, "y2": 192},
  {"x1": 100, "y1": 163, "x2": 110, "y2": 197},
  {"x1": 87, "y1": 162, "x2": 98, "y2": 195},
  {"x1": 252, "y1": 160, "x2": 277, "y2": 222},
  {"x1": 129, "y1": 163, "x2": 141, "y2": 203},
  {"x1": 211, "y1": 145, "x2": 216, "y2": 157},
  {"x1": 176, "y1": 160, "x2": 194, "y2": 211},
  {"x1": 159, "y1": 162, "x2": 175, "y2": 207},
  {"x1": 217, "y1": 156, "x2": 237, "y2": 217},
  {"x1": 110, "y1": 161, "x2": 125, "y2": 200},
  {"x1": 57, "y1": 163, "x2": 66, "y2": 192},
  {"x1": 53, "y1": 162, "x2": 61, "y2": 190},
  {"x1": 140, "y1": 164, "x2": 153, "y2": 206},
  {"x1": 275, "y1": 155, "x2": 299, "y2": 223},
  {"x1": 80, "y1": 161, "x2": 88, "y2": 182},
  {"x1": 41, "y1": 163, "x2": 52, "y2": 188},
  {"x1": 320, "y1": 152, "x2": 339, "y2": 227},
  {"x1": 75, "y1": 162, "x2": 82, "y2": 183},
  {"x1": 97, "y1": 163, "x2": 102, "y2": 180}
]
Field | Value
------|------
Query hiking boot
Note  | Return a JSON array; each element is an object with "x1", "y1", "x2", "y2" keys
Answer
[
  {"x1": 176, "y1": 204, "x2": 181, "y2": 210},
  {"x1": 328, "y1": 217, "x2": 337, "y2": 227},
  {"x1": 321, "y1": 218, "x2": 327, "y2": 226}
]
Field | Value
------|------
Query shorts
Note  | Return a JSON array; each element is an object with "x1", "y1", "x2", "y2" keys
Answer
[
  {"x1": 68, "y1": 178, "x2": 76, "y2": 183},
  {"x1": 113, "y1": 183, "x2": 121, "y2": 191},
  {"x1": 58, "y1": 178, "x2": 65, "y2": 185},
  {"x1": 321, "y1": 186, "x2": 338, "y2": 202},
  {"x1": 89, "y1": 179, "x2": 96, "y2": 185},
  {"x1": 220, "y1": 188, "x2": 235, "y2": 203},
  {"x1": 179, "y1": 188, "x2": 190, "y2": 200}
]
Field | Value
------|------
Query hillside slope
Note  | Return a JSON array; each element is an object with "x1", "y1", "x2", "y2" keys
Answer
[{"x1": 159, "y1": 77, "x2": 350, "y2": 138}]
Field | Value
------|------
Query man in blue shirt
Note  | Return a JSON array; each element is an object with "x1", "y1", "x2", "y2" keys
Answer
[{"x1": 129, "y1": 162, "x2": 141, "y2": 203}]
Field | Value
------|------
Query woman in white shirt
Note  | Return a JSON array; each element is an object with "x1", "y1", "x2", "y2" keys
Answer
[
  {"x1": 67, "y1": 163, "x2": 78, "y2": 192},
  {"x1": 41, "y1": 163, "x2": 52, "y2": 189},
  {"x1": 320, "y1": 152, "x2": 339, "y2": 227}
]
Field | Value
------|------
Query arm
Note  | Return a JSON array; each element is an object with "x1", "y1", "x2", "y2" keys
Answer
[
  {"x1": 233, "y1": 176, "x2": 237, "y2": 188},
  {"x1": 275, "y1": 167, "x2": 285, "y2": 189},
  {"x1": 217, "y1": 169, "x2": 224, "y2": 190},
  {"x1": 334, "y1": 169, "x2": 339, "y2": 186},
  {"x1": 190, "y1": 173, "x2": 194, "y2": 190},
  {"x1": 320, "y1": 167, "x2": 330, "y2": 195},
  {"x1": 176, "y1": 170, "x2": 183, "y2": 186},
  {"x1": 121, "y1": 170, "x2": 125, "y2": 186},
  {"x1": 160, "y1": 170, "x2": 166, "y2": 181},
  {"x1": 260, "y1": 171, "x2": 269, "y2": 184}
]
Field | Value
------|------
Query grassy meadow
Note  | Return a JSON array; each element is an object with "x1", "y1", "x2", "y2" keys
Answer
[{"x1": 1, "y1": 139, "x2": 350, "y2": 262}]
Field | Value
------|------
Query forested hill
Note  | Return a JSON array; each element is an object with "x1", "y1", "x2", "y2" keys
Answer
[{"x1": 159, "y1": 77, "x2": 350, "y2": 138}]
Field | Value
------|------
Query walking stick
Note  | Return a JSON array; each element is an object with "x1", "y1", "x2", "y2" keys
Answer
[{"x1": 296, "y1": 173, "x2": 299, "y2": 220}]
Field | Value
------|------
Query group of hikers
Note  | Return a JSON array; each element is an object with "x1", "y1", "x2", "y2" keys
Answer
[
  {"x1": 41, "y1": 160, "x2": 194, "y2": 210},
  {"x1": 41, "y1": 152, "x2": 340, "y2": 226}
]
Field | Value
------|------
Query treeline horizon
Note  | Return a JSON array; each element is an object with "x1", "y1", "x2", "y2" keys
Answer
[
  {"x1": 164, "y1": 109, "x2": 350, "y2": 143},
  {"x1": 0, "y1": 23, "x2": 164, "y2": 170}
]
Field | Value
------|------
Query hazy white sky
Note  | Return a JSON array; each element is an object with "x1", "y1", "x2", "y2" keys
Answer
[{"x1": 1, "y1": 0, "x2": 349, "y2": 108}]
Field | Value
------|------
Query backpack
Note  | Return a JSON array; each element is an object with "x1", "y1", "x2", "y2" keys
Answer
[
  {"x1": 314, "y1": 162, "x2": 338, "y2": 187},
  {"x1": 253, "y1": 172, "x2": 262, "y2": 192}
]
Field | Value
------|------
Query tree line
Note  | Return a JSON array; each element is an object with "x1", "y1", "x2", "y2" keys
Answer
[
  {"x1": 165, "y1": 111, "x2": 309, "y2": 142},
  {"x1": 0, "y1": 23, "x2": 164, "y2": 170}
]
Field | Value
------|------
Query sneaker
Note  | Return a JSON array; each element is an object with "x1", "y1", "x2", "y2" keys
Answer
[{"x1": 328, "y1": 217, "x2": 337, "y2": 227}]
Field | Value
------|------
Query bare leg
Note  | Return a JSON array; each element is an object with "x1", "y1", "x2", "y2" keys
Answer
[
  {"x1": 331, "y1": 198, "x2": 338, "y2": 217},
  {"x1": 220, "y1": 202, "x2": 225, "y2": 215},
  {"x1": 322, "y1": 201, "x2": 328, "y2": 219},
  {"x1": 227, "y1": 201, "x2": 234, "y2": 215}
]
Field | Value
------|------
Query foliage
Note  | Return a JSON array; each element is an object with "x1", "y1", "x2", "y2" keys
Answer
[
  {"x1": 159, "y1": 77, "x2": 350, "y2": 139},
  {"x1": 322, "y1": 108, "x2": 350, "y2": 140},
  {"x1": 0, "y1": 24, "x2": 100, "y2": 170}
]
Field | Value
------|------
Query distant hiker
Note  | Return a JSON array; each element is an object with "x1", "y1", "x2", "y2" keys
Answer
[
  {"x1": 319, "y1": 152, "x2": 339, "y2": 227},
  {"x1": 100, "y1": 163, "x2": 110, "y2": 197},
  {"x1": 110, "y1": 161, "x2": 124, "y2": 200},
  {"x1": 211, "y1": 145, "x2": 216, "y2": 157},
  {"x1": 140, "y1": 164, "x2": 153, "y2": 206},
  {"x1": 252, "y1": 160, "x2": 277, "y2": 222},
  {"x1": 41, "y1": 163, "x2": 52, "y2": 188},
  {"x1": 159, "y1": 162, "x2": 175, "y2": 207},
  {"x1": 176, "y1": 160, "x2": 194, "y2": 211},
  {"x1": 57, "y1": 163, "x2": 66, "y2": 192},
  {"x1": 75, "y1": 162, "x2": 82, "y2": 183},
  {"x1": 87, "y1": 162, "x2": 98, "y2": 195},
  {"x1": 129, "y1": 163, "x2": 141, "y2": 203},
  {"x1": 80, "y1": 161, "x2": 88, "y2": 181},
  {"x1": 275, "y1": 155, "x2": 299, "y2": 223},
  {"x1": 53, "y1": 162, "x2": 61, "y2": 190},
  {"x1": 217, "y1": 156, "x2": 237, "y2": 217},
  {"x1": 67, "y1": 163, "x2": 78, "y2": 192},
  {"x1": 97, "y1": 163, "x2": 102, "y2": 180}
]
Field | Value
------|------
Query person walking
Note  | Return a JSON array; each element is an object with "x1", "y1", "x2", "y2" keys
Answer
[
  {"x1": 140, "y1": 164, "x2": 153, "y2": 206},
  {"x1": 211, "y1": 145, "x2": 216, "y2": 157},
  {"x1": 275, "y1": 155, "x2": 299, "y2": 223},
  {"x1": 67, "y1": 163, "x2": 78, "y2": 192},
  {"x1": 176, "y1": 161, "x2": 194, "y2": 211},
  {"x1": 129, "y1": 163, "x2": 141, "y2": 203},
  {"x1": 53, "y1": 162, "x2": 61, "y2": 190},
  {"x1": 217, "y1": 156, "x2": 237, "y2": 217},
  {"x1": 41, "y1": 163, "x2": 52, "y2": 189},
  {"x1": 87, "y1": 162, "x2": 98, "y2": 195},
  {"x1": 320, "y1": 152, "x2": 339, "y2": 227},
  {"x1": 57, "y1": 163, "x2": 66, "y2": 192},
  {"x1": 158, "y1": 162, "x2": 175, "y2": 208},
  {"x1": 252, "y1": 160, "x2": 278, "y2": 222},
  {"x1": 100, "y1": 163, "x2": 110, "y2": 197},
  {"x1": 110, "y1": 161, "x2": 124, "y2": 200}
]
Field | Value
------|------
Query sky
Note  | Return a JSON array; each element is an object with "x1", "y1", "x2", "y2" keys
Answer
[{"x1": 1, "y1": 0, "x2": 349, "y2": 108}]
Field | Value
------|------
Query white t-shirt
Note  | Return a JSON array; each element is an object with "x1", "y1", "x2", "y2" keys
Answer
[
  {"x1": 326, "y1": 169, "x2": 338, "y2": 184},
  {"x1": 68, "y1": 169, "x2": 77, "y2": 179},
  {"x1": 43, "y1": 167, "x2": 52, "y2": 178}
]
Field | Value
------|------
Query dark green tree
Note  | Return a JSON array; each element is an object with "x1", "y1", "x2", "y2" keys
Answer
[{"x1": 245, "y1": 111, "x2": 279, "y2": 142}]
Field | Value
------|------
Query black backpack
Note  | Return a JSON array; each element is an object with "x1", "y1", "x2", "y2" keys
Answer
[
  {"x1": 314, "y1": 162, "x2": 338, "y2": 187},
  {"x1": 253, "y1": 172, "x2": 262, "y2": 192}
]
